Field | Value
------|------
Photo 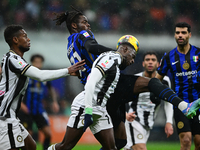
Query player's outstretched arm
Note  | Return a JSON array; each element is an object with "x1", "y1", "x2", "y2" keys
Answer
[{"x1": 24, "y1": 60, "x2": 85, "y2": 82}]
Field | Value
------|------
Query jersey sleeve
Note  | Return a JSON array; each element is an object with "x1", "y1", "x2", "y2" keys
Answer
[
  {"x1": 95, "y1": 55, "x2": 118, "y2": 77},
  {"x1": 79, "y1": 30, "x2": 96, "y2": 46},
  {"x1": 157, "y1": 53, "x2": 170, "y2": 76},
  {"x1": 9, "y1": 55, "x2": 31, "y2": 75}
]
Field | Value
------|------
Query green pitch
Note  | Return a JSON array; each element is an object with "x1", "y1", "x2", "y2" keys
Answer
[{"x1": 36, "y1": 142, "x2": 195, "y2": 150}]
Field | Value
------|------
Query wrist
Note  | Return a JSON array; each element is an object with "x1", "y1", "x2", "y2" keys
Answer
[{"x1": 85, "y1": 107, "x2": 93, "y2": 115}]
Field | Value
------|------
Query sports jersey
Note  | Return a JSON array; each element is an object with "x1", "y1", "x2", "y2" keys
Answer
[
  {"x1": 126, "y1": 72, "x2": 171, "y2": 129},
  {"x1": 22, "y1": 79, "x2": 51, "y2": 115},
  {"x1": 158, "y1": 45, "x2": 200, "y2": 103},
  {"x1": 72, "y1": 51, "x2": 121, "y2": 115},
  {"x1": 67, "y1": 30, "x2": 98, "y2": 84},
  {"x1": 0, "y1": 50, "x2": 30, "y2": 121}
]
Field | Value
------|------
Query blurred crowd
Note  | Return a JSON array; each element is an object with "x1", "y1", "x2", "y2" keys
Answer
[{"x1": 1, "y1": 0, "x2": 200, "y2": 34}]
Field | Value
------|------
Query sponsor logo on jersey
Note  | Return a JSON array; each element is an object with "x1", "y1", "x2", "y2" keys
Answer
[
  {"x1": 83, "y1": 32, "x2": 90, "y2": 37},
  {"x1": 105, "y1": 60, "x2": 109, "y2": 64},
  {"x1": 176, "y1": 70, "x2": 197, "y2": 77}
]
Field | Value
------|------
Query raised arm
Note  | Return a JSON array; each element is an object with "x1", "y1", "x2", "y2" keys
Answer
[
  {"x1": 25, "y1": 60, "x2": 85, "y2": 82},
  {"x1": 84, "y1": 39, "x2": 115, "y2": 55}
]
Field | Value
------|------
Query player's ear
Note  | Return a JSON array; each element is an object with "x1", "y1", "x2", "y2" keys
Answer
[
  {"x1": 142, "y1": 61, "x2": 145, "y2": 67},
  {"x1": 157, "y1": 62, "x2": 159, "y2": 67},
  {"x1": 71, "y1": 22, "x2": 77, "y2": 29},
  {"x1": 189, "y1": 32, "x2": 192, "y2": 38},
  {"x1": 13, "y1": 37, "x2": 18, "y2": 44}
]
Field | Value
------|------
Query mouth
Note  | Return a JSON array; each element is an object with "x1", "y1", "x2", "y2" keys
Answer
[
  {"x1": 148, "y1": 66, "x2": 153, "y2": 69},
  {"x1": 178, "y1": 39, "x2": 184, "y2": 42}
]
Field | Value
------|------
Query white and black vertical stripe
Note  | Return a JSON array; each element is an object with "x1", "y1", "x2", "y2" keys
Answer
[{"x1": 8, "y1": 123, "x2": 15, "y2": 148}]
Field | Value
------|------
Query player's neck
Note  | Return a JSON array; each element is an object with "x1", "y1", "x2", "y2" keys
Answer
[
  {"x1": 10, "y1": 47, "x2": 24, "y2": 57},
  {"x1": 177, "y1": 44, "x2": 190, "y2": 54},
  {"x1": 143, "y1": 71, "x2": 157, "y2": 78}
]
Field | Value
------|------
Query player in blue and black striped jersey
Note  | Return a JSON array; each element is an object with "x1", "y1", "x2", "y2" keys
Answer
[
  {"x1": 53, "y1": 6, "x2": 115, "y2": 85},
  {"x1": 156, "y1": 22, "x2": 200, "y2": 150}
]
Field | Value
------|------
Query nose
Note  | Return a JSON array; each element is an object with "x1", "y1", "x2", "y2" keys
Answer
[{"x1": 130, "y1": 59, "x2": 134, "y2": 64}]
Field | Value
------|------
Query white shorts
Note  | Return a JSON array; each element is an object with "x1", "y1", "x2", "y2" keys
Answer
[
  {"x1": 124, "y1": 120, "x2": 150, "y2": 149},
  {"x1": 67, "y1": 92, "x2": 113, "y2": 134},
  {"x1": 0, "y1": 118, "x2": 29, "y2": 149}
]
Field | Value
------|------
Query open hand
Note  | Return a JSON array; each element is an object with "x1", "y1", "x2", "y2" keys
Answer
[{"x1": 68, "y1": 60, "x2": 85, "y2": 76}]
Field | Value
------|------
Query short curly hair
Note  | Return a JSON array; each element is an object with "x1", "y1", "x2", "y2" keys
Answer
[{"x1": 4, "y1": 24, "x2": 23, "y2": 46}]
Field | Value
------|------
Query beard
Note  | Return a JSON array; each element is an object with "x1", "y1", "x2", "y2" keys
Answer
[
  {"x1": 19, "y1": 46, "x2": 30, "y2": 52},
  {"x1": 176, "y1": 38, "x2": 188, "y2": 47}
]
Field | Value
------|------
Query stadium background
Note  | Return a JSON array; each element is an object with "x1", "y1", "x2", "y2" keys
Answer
[{"x1": 0, "y1": 0, "x2": 199, "y2": 147}]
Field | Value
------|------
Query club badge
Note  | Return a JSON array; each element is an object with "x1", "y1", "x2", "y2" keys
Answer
[
  {"x1": 182, "y1": 61, "x2": 189, "y2": 70},
  {"x1": 17, "y1": 135, "x2": 23, "y2": 142},
  {"x1": 177, "y1": 121, "x2": 184, "y2": 129}
]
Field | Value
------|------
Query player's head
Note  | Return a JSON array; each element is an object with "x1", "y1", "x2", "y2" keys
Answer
[
  {"x1": 142, "y1": 51, "x2": 159, "y2": 74},
  {"x1": 30, "y1": 54, "x2": 44, "y2": 69},
  {"x1": 4, "y1": 25, "x2": 30, "y2": 52},
  {"x1": 174, "y1": 22, "x2": 191, "y2": 47},
  {"x1": 53, "y1": 6, "x2": 90, "y2": 34},
  {"x1": 116, "y1": 35, "x2": 140, "y2": 54},
  {"x1": 116, "y1": 35, "x2": 139, "y2": 70}
]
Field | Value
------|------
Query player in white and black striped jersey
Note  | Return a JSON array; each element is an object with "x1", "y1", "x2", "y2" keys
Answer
[
  {"x1": 124, "y1": 52, "x2": 174, "y2": 150},
  {"x1": 0, "y1": 25, "x2": 85, "y2": 150},
  {"x1": 48, "y1": 35, "x2": 138, "y2": 150}
]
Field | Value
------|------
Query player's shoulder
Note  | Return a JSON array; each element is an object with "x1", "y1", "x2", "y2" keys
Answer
[
  {"x1": 8, "y1": 51, "x2": 22, "y2": 60},
  {"x1": 79, "y1": 30, "x2": 94, "y2": 38},
  {"x1": 191, "y1": 44, "x2": 200, "y2": 50},
  {"x1": 97, "y1": 51, "x2": 121, "y2": 65}
]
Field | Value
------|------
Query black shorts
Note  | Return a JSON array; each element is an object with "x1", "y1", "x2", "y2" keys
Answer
[
  {"x1": 18, "y1": 110, "x2": 49, "y2": 130},
  {"x1": 174, "y1": 108, "x2": 200, "y2": 135},
  {"x1": 107, "y1": 74, "x2": 139, "y2": 130}
]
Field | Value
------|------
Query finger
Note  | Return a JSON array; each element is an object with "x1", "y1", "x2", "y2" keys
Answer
[{"x1": 75, "y1": 60, "x2": 85, "y2": 65}]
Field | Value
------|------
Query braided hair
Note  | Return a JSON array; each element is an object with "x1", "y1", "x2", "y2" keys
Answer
[{"x1": 53, "y1": 5, "x2": 83, "y2": 33}]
